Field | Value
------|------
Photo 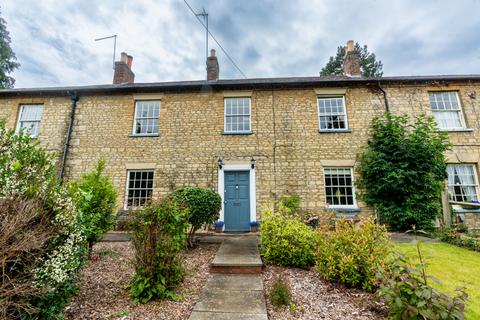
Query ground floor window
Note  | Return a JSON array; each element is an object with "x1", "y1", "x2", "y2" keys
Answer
[
  {"x1": 324, "y1": 167, "x2": 356, "y2": 207},
  {"x1": 447, "y1": 164, "x2": 479, "y2": 202},
  {"x1": 126, "y1": 170, "x2": 154, "y2": 208}
]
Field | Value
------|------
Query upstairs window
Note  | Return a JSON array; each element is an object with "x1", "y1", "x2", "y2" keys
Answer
[
  {"x1": 224, "y1": 97, "x2": 251, "y2": 133},
  {"x1": 317, "y1": 96, "x2": 348, "y2": 131},
  {"x1": 126, "y1": 170, "x2": 154, "y2": 208},
  {"x1": 324, "y1": 167, "x2": 356, "y2": 207},
  {"x1": 132, "y1": 101, "x2": 160, "y2": 135},
  {"x1": 16, "y1": 104, "x2": 43, "y2": 137},
  {"x1": 429, "y1": 92, "x2": 465, "y2": 130},
  {"x1": 447, "y1": 164, "x2": 479, "y2": 203}
]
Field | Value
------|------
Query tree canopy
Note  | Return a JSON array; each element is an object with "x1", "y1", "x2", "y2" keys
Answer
[
  {"x1": 0, "y1": 8, "x2": 20, "y2": 88},
  {"x1": 320, "y1": 42, "x2": 383, "y2": 78}
]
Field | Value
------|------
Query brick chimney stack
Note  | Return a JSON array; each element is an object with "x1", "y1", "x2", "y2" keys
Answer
[
  {"x1": 113, "y1": 52, "x2": 135, "y2": 84},
  {"x1": 207, "y1": 49, "x2": 219, "y2": 81},
  {"x1": 342, "y1": 40, "x2": 361, "y2": 77}
]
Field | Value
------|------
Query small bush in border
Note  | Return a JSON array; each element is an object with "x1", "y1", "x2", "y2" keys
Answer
[
  {"x1": 436, "y1": 227, "x2": 480, "y2": 252},
  {"x1": 269, "y1": 277, "x2": 291, "y2": 308},
  {"x1": 378, "y1": 245, "x2": 467, "y2": 320},
  {"x1": 69, "y1": 159, "x2": 118, "y2": 251},
  {"x1": 171, "y1": 187, "x2": 221, "y2": 247},
  {"x1": 260, "y1": 205, "x2": 317, "y2": 268},
  {"x1": 129, "y1": 198, "x2": 188, "y2": 303},
  {"x1": 315, "y1": 217, "x2": 392, "y2": 291}
]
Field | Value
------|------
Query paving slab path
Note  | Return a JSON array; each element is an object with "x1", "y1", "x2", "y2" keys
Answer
[{"x1": 189, "y1": 236, "x2": 268, "y2": 320}]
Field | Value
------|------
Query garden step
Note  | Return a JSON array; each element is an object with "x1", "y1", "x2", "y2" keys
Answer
[
  {"x1": 210, "y1": 236, "x2": 263, "y2": 274},
  {"x1": 189, "y1": 274, "x2": 267, "y2": 320}
]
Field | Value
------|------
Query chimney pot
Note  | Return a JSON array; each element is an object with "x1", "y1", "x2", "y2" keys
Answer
[
  {"x1": 346, "y1": 40, "x2": 354, "y2": 53},
  {"x1": 210, "y1": 49, "x2": 216, "y2": 57},
  {"x1": 121, "y1": 52, "x2": 128, "y2": 63},
  {"x1": 113, "y1": 52, "x2": 135, "y2": 84},
  {"x1": 342, "y1": 40, "x2": 361, "y2": 77}
]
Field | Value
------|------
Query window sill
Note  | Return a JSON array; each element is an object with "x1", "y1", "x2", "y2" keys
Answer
[
  {"x1": 319, "y1": 129, "x2": 352, "y2": 133},
  {"x1": 128, "y1": 133, "x2": 160, "y2": 138},
  {"x1": 439, "y1": 128, "x2": 474, "y2": 132},
  {"x1": 453, "y1": 207, "x2": 480, "y2": 213},
  {"x1": 325, "y1": 207, "x2": 360, "y2": 212},
  {"x1": 222, "y1": 131, "x2": 253, "y2": 135}
]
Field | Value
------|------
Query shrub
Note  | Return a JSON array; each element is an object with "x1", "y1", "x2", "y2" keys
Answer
[
  {"x1": 315, "y1": 217, "x2": 392, "y2": 291},
  {"x1": 260, "y1": 206, "x2": 317, "y2": 268},
  {"x1": 0, "y1": 121, "x2": 86, "y2": 319},
  {"x1": 129, "y1": 198, "x2": 189, "y2": 303},
  {"x1": 171, "y1": 187, "x2": 221, "y2": 247},
  {"x1": 69, "y1": 159, "x2": 118, "y2": 250},
  {"x1": 269, "y1": 277, "x2": 291, "y2": 308},
  {"x1": 436, "y1": 227, "x2": 480, "y2": 252},
  {"x1": 278, "y1": 194, "x2": 301, "y2": 214},
  {"x1": 378, "y1": 250, "x2": 467, "y2": 319},
  {"x1": 356, "y1": 113, "x2": 450, "y2": 231}
]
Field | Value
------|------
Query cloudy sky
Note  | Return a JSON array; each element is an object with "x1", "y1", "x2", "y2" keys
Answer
[{"x1": 3, "y1": 0, "x2": 480, "y2": 88}]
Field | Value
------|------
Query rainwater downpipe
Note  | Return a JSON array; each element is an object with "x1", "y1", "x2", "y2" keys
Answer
[
  {"x1": 60, "y1": 91, "x2": 79, "y2": 181},
  {"x1": 377, "y1": 80, "x2": 390, "y2": 113}
]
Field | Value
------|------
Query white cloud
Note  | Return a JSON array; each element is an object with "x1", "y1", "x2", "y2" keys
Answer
[{"x1": 2, "y1": 0, "x2": 480, "y2": 88}]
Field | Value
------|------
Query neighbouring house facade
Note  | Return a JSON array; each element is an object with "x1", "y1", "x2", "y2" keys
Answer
[{"x1": 1, "y1": 44, "x2": 480, "y2": 231}]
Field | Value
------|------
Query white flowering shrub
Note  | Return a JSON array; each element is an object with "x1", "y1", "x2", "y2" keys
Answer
[{"x1": 0, "y1": 121, "x2": 87, "y2": 319}]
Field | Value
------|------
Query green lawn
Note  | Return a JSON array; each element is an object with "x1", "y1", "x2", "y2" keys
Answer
[{"x1": 395, "y1": 241, "x2": 480, "y2": 320}]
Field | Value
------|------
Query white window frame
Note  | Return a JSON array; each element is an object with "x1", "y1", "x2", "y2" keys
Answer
[
  {"x1": 429, "y1": 91, "x2": 466, "y2": 131},
  {"x1": 323, "y1": 167, "x2": 357, "y2": 208},
  {"x1": 447, "y1": 164, "x2": 480, "y2": 203},
  {"x1": 124, "y1": 169, "x2": 155, "y2": 209},
  {"x1": 15, "y1": 104, "x2": 44, "y2": 137},
  {"x1": 224, "y1": 97, "x2": 252, "y2": 134},
  {"x1": 131, "y1": 100, "x2": 160, "y2": 135},
  {"x1": 317, "y1": 95, "x2": 349, "y2": 132}
]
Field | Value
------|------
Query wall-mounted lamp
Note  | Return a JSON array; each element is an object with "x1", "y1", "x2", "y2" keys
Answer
[
  {"x1": 251, "y1": 157, "x2": 256, "y2": 169},
  {"x1": 217, "y1": 158, "x2": 224, "y2": 169}
]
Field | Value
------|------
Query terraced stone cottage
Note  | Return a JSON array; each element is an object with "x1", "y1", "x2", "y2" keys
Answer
[{"x1": 1, "y1": 42, "x2": 480, "y2": 231}]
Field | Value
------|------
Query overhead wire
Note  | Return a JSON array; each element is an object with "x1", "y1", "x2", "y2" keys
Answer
[{"x1": 183, "y1": 0, "x2": 247, "y2": 79}]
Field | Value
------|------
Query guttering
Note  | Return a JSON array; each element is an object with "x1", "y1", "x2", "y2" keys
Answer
[
  {"x1": 377, "y1": 80, "x2": 390, "y2": 112},
  {"x1": 60, "y1": 91, "x2": 79, "y2": 181}
]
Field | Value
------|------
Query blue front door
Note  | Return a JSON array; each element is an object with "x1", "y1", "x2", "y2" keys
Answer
[{"x1": 224, "y1": 171, "x2": 250, "y2": 231}]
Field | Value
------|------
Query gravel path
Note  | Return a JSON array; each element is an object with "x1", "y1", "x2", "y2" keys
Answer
[
  {"x1": 65, "y1": 242, "x2": 219, "y2": 320},
  {"x1": 263, "y1": 266, "x2": 387, "y2": 320}
]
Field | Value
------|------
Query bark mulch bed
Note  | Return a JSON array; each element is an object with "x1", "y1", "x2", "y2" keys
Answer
[
  {"x1": 263, "y1": 265, "x2": 388, "y2": 320},
  {"x1": 65, "y1": 242, "x2": 219, "y2": 320}
]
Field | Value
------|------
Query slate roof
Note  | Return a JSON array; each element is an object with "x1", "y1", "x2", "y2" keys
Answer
[{"x1": 1, "y1": 74, "x2": 480, "y2": 96}]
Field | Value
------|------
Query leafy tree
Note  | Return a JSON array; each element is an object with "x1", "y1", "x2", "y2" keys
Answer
[
  {"x1": 356, "y1": 113, "x2": 450, "y2": 231},
  {"x1": 0, "y1": 8, "x2": 20, "y2": 88},
  {"x1": 320, "y1": 42, "x2": 383, "y2": 77},
  {"x1": 171, "y1": 187, "x2": 221, "y2": 247},
  {"x1": 69, "y1": 159, "x2": 118, "y2": 251}
]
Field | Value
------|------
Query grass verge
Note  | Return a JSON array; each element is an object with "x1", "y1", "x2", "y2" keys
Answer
[{"x1": 395, "y1": 241, "x2": 480, "y2": 319}]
